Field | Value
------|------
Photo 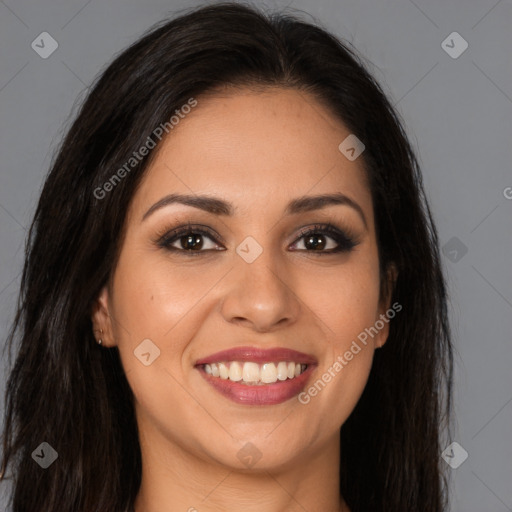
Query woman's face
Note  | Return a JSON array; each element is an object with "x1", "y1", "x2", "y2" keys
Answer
[{"x1": 93, "y1": 87, "x2": 394, "y2": 471}]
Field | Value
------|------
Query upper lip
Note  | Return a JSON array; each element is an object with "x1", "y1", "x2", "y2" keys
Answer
[{"x1": 195, "y1": 346, "x2": 317, "y2": 365}]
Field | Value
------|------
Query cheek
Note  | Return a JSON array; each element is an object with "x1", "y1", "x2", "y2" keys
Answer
[
  {"x1": 310, "y1": 347, "x2": 374, "y2": 433},
  {"x1": 108, "y1": 258, "x2": 208, "y2": 441},
  {"x1": 294, "y1": 257, "x2": 380, "y2": 424},
  {"x1": 299, "y1": 253, "x2": 381, "y2": 346},
  {"x1": 110, "y1": 251, "x2": 215, "y2": 339},
  {"x1": 299, "y1": 329, "x2": 375, "y2": 434},
  {"x1": 108, "y1": 251, "x2": 226, "y2": 398}
]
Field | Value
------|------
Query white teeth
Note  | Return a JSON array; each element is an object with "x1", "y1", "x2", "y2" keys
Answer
[
  {"x1": 276, "y1": 362, "x2": 288, "y2": 381},
  {"x1": 204, "y1": 361, "x2": 308, "y2": 384},
  {"x1": 261, "y1": 363, "x2": 277, "y2": 383},
  {"x1": 228, "y1": 361, "x2": 242, "y2": 381},
  {"x1": 242, "y1": 362, "x2": 260, "y2": 382},
  {"x1": 218, "y1": 362, "x2": 229, "y2": 380}
]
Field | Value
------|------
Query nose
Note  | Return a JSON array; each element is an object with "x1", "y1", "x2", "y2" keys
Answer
[{"x1": 219, "y1": 248, "x2": 301, "y2": 333}]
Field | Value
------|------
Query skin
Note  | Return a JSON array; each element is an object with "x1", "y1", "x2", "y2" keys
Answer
[{"x1": 91, "y1": 87, "x2": 396, "y2": 512}]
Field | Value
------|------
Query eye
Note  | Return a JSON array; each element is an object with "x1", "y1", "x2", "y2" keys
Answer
[
  {"x1": 155, "y1": 224, "x2": 224, "y2": 255},
  {"x1": 289, "y1": 223, "x2": 357, "y2": 254},
  {"x1": 154, "y1": 222, "x2": 358, "y2": 256}
]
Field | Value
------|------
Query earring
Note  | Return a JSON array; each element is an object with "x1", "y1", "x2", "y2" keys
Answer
[{"x1": 97, "y1": 329, "x2": 103, "y2": 345}]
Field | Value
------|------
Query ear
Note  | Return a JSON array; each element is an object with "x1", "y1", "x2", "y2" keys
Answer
[
  {"x1": 91, "y1": 285, "x2": 115, "y2": 347},
  {"x1": 374, "y1": 263, "x2": 399, "y2": 349}
]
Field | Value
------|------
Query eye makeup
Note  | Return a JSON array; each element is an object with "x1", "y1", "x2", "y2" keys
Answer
[{"x1": 152, "y1": 220, "x2": 360, "y2": 256}]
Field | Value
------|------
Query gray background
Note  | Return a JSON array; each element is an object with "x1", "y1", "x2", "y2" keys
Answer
[{"x1": 0, "y1": 0, "x2": 511, "y2": 510}]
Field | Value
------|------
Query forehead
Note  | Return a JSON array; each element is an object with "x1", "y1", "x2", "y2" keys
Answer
[{"x1": 131, "y1": 88, "x2": 373, "y2": 223}]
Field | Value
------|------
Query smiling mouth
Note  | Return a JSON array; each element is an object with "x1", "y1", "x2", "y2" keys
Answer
[
  {"x1": 203, "y1": 361, "x2": 308, "y2": 385},
  {"x1": 195, "y1": 346, "x2": 316, "y2": 405}
]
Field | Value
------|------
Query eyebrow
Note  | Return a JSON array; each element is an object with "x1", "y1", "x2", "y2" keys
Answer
[{"x1": 141, "y1": 192, "x2": 368, "y2": 229}]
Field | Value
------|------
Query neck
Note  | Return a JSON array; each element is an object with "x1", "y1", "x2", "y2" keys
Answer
[{"x1": 133, "y1": 421, "x2": 347, "y2": 512}]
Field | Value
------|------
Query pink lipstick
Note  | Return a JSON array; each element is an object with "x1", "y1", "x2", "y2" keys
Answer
[{"x1": 195, "y1": 346, "x2": 317, "y2": 405}]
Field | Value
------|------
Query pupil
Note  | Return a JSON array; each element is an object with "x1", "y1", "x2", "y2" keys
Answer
[
  {"x1": 179, "y1": 233, "x2": 328, "y2": 251},
  {"x1": 305, "y1": 234, "x2": 325, "y2": 250},
  {"x1": 182, "y1": 234, "x2": 203, "y2": 250}
]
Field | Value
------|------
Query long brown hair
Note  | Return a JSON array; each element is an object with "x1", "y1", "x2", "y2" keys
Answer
[{"x1": 1, "y1": 3, "x2": 453, "y2": 511}]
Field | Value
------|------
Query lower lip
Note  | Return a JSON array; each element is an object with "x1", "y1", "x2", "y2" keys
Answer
[{"x1": 196, "y1": 365, "x2": 316, "y2": 405}]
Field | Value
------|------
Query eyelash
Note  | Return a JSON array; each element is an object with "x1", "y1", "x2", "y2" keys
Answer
[{"x1": 154, "y1": 222, "x2": 358, "y2": 256}]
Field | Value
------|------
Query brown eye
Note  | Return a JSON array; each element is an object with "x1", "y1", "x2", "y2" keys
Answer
[
  {"x1": 155, "y1": 222, "x2": 358, "y2": 256},
  {"x1": 290, "y1": 224, "x2": 357, "y2": 253},
  {"x1": 156, "y1": 225, "x2": 224, "y2": 254},
  {"x1": 302, "y1": 233, "x2": 329, "y2": 251},
  {"x1": 176, "y1": 233, "x2": 206, "y2": 251}
]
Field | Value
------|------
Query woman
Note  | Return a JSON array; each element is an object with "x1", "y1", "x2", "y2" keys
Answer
[{"x1": 0, "y1": 3, "x2": 453, "y2": 511}]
